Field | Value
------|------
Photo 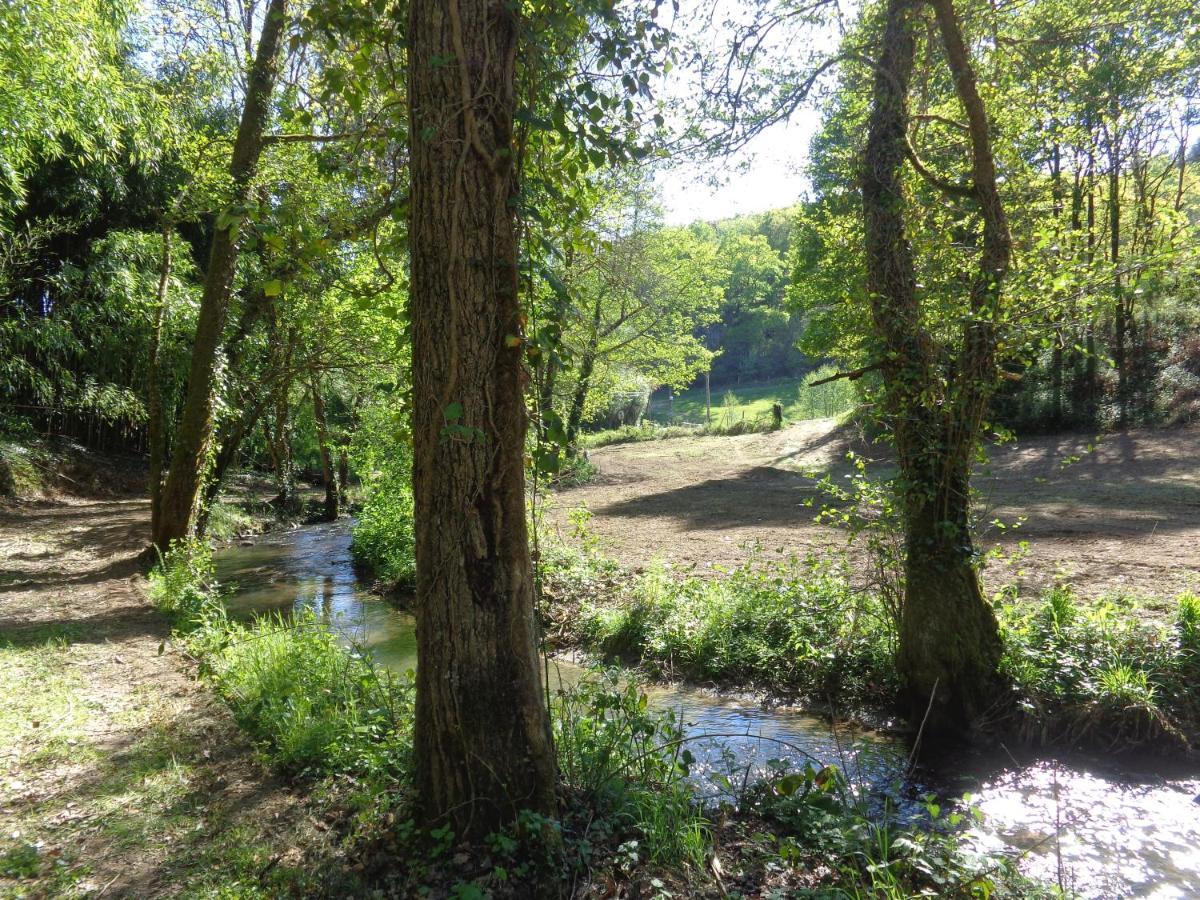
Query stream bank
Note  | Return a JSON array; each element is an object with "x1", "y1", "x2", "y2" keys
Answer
[{"x1": 216, "y1": 520, "x2": 1200, "y2": 899}]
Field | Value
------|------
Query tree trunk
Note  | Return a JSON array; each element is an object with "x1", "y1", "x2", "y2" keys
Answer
[
  {"x1": 862, "y1": 0, "x2": 1005, "y2": 735},
  {"x1": 146, "y1": 227, "x2": 171, "y2": 541},
  {"x1": 1110, "y1": 163, "x2": 1127, "y2": 428},
  {"x1": 565, "y1": 298, "x2": 603, "y2": 455},
  {"x1": 337, "y1": 448, "x2": 350, "y2": 506},
  {"x1": 195, "y1": 393, "x2": 269, "y2": 536},
  {"x1": 267, "y1": 321, "x2": 299, "y2": 514},
  {"x1": 152, "y1": 0, "x2": 289, "y2": 551},
  {"x1": 407, "y1": 0, "x2": 557, "y2": 838},
  {"x1": 310, "y1": 374, "x2": 338, "y2": 521}
]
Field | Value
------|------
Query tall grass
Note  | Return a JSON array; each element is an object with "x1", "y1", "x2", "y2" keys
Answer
[
  {"x1": 198, "y1": 612, "x2": 414, "y2": 778},
  {"x1": 554, "y1": 670, "x2": 709, "y2": 868}
]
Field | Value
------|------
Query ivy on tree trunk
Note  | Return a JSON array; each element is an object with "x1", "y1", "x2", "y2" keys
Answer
[{"x1": 862, "y1": 0, "x2": 1011, "y2": 735}]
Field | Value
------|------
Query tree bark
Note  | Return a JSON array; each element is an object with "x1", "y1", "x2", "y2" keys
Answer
[
  {"x1": 152, "y1": 0, "x2": 289, "y2": 551},
  {"x1": 407, "y1": 0, "x2": 557, "y2": 838},
  {"x1": 862, "y1": 0, "x2": 1006, "y2": 736}
]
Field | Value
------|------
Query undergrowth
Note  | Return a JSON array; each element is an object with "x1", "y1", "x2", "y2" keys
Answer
[
  {"x1": 548, "y1": 514, "x2": 898, "y2": 707},
  {"x1": 547, "y1": 509, "x2": 1200, "y2": 752},
  {"x1": 737, "y1": 764, "x2": 1057, "y2": 899},
  {"x1": 348, "y1": 403, "x2": 417, "y2": 588},
  {"x1": 999, "y1": 585, "x2": 1200, "y2": 749}
]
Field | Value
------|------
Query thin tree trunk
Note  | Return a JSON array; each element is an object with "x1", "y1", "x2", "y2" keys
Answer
[
  {"x1": 146, "y1": 227, "x2": 172, "y2": 540},
  {"x1": 310, "y1": 374, "x2": 338, "y2": 521},
  {"x1": 1110, "y1": 162, "x2": 1127, "y2": 428},
  {"x1": 152, "y1": 0, "x2": 289, "y2": 551},
  {"x1": 195, "y1": 392, "x2": 269, "y2": 535},
  {"x1": 337, "y1": 448, "x2": 350, "y2": 505},
  {"x1": 565, "y1": 298, "x2": 603, "y2": 455},
  {"x1": 408, "y1": 0, "x2": 557, "y2": 838}
]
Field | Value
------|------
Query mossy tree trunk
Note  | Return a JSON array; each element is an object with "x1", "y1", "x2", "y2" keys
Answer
[
  {"x1": 407, "y1": 0, "x2": 557, "y2": 838},
  {"x1": 152, "y1": 0, "x2": 289, "y2": 551},
  {"x1": 862, "y1": 0, "x2": 1010, "y2": 735}
]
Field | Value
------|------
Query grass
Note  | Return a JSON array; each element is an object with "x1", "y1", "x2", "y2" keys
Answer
[
  {"x1": 648, "y1": 367, "x2": 859, "y2": 428},
  {"x1": 151, "y1": 542, "x2": 415, "y2": 785},
  {"x1": 147, "y1": 536, "x2": 1044, "y2": 898},
  {"x1": 546, "y1": 512, "x2": 1200, "y2": 751},
  {"x1": 581, "y1": 417, "x2": 778, "y2": 450},
  {"x1": 204, "y1": 496, "x2": 261, "y2": 540},
  {"x1": 196, "y1": 612, "x2": 415, "y2": 780}
]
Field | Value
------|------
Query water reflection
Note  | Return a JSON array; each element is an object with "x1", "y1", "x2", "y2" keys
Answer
[{"x1": 216, "y1": 522, "x2": 1200, "y2": 899}]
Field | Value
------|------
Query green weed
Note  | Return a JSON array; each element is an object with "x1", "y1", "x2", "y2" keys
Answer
[
  {"x1": 1000, "y1": 585, "x2": 1196, "y2": 748},
  {"x1": 576, "y1": 555, "x2": 897, "y2": 705},
  {"x1": 349, "y1": 404, "x2": 416, "y2": 588},
  {"x1": 194, "y1": 612, "x2": 414, "y2": 780},
  {"x1": 554, "y1": 669, "x2": 710, "y2": 868}
]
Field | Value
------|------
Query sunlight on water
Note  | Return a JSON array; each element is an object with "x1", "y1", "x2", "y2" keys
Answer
[
  {"x1": 968, "y1": 761, "x2": 1200, "y2": 898},
  {"x1": 217, "y1": 522, "x2": 1200, "y2": 900}
]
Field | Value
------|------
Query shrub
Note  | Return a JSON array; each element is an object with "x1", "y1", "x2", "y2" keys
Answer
[
  {"x1": 349, "y1": 403, "x2": 416, "y2": 587},
  {"x1": 148, "y1": 538, "x2": 221, "y2": 632},
  {"x1": 554, "y1": 669, "x2": 709, "y2": 867},
  {"x1": 999, "y1": 585, "x2": 1196, "y2": 748}
]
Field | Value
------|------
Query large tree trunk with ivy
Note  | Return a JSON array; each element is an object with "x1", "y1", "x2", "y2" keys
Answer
[
  {"x1": 407, "y1": 0, "x2": 557, "y2": 838},
  {"x1": 152, "y1": 0, "x2": 288, "y2": 551},
  {"x1": 863, "y1": 0, "x2": 1009, "y2": 735}
]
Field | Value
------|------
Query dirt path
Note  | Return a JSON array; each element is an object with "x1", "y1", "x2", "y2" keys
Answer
[
  {"x1": 0, "y1": 499, "x2": 328, "y2": 897},
  {"x1": 551, "y1": 419, "x2": 1200, "y2": 603}
]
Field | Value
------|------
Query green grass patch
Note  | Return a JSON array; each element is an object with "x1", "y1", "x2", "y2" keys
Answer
[
  {"x1": 195, "y1": 613, "x2": 415, "y2": 780},
  {"x1": 150, "y1": 541, "x2": 415, "y2": 785},
  {"x1": 204, "y1": 497, "x2": 261, "y2": 541},
  {"x1": 650, "y1": 367, "x2": 859, "y2": 428}
]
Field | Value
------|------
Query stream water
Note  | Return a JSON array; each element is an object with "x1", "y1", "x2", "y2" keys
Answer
[{"x1": 215, "y1": 521, "x2": 1200, "y2": 899}]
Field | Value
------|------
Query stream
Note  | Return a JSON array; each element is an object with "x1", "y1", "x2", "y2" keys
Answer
[{"x1": 215, "y1": 521, "x2": 1200, "y2": 899}]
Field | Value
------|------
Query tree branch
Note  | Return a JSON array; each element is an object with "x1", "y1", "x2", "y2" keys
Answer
[{"x1": 808, "y1": 362, "x2": 883, "y2": 386}]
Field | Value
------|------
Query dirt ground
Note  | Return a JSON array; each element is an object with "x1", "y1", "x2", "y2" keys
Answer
[
  {"x1": 550, "y1": 419, "x2": 1200, "y2": 602},
  {"x1": 0, "y1": 498, "x2": 329, "y2": 896}
]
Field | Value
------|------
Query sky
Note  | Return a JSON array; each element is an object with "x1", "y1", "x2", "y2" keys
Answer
[
  {"x1": 651, "y1": 0, "x2": 834, "y2": 226},
  {"x1": 656, "y1": 107, "x2": 822, "y2": 224}
]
